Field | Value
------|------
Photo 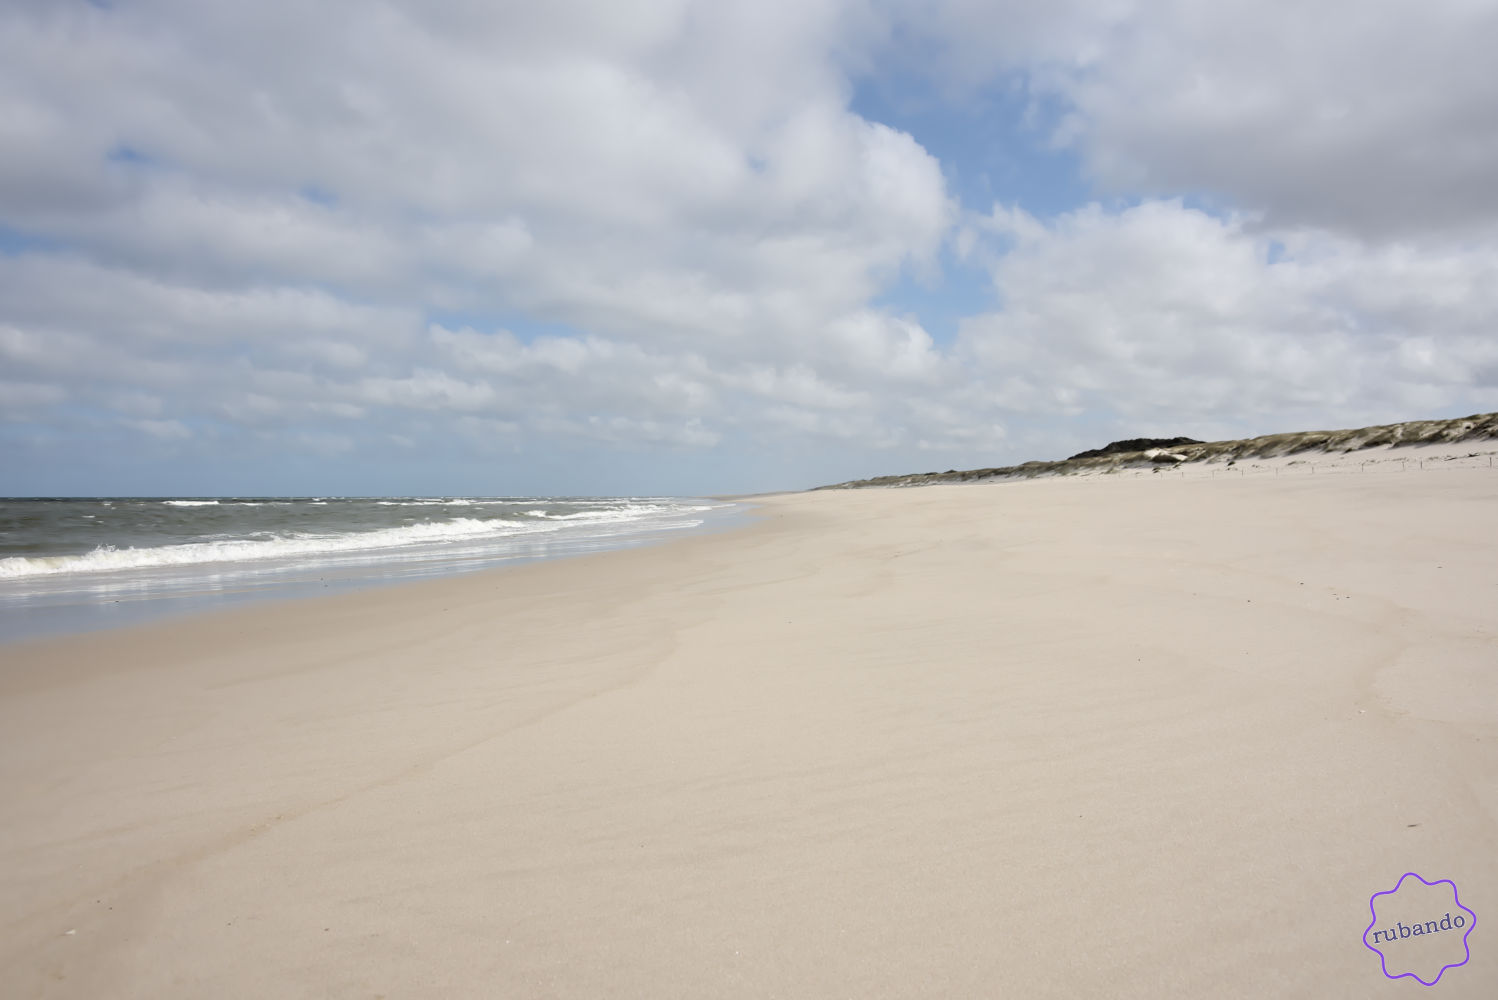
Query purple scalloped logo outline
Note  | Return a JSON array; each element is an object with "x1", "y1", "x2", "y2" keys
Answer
[{"x1": 1363, "y1": 872, "x2": 1476, "y2": 986}]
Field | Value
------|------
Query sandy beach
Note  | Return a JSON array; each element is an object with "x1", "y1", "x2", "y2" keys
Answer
[{"x1": 2, "y1": 462, "x2": 1494, "y2": 998}]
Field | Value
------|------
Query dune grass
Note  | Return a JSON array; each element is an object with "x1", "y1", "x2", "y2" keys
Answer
[{"x1": 814, "y1": 412, "x2": 1498, "y2": 489}]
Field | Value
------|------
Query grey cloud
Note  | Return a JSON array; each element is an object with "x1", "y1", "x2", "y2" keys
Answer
[
  {"x1": 119, "y1": 417, "x2": 191, "y2": 441},
  {"x1": 0, "y1": 380, "x2": 66, "y2": 414},
  {"x1": 0, "y1": 0, "x2": 951, "y2": 366},
  {"x1": 5, "y1": 0, "x2": 1497, "y2": 493},
  {"x1": 898, "y1": 0, "x2": 1498, "y2": 238}
]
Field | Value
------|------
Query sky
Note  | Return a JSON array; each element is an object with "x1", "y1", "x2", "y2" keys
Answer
[{"x1": 3, "y1": 0, "x2": 1497, "y2": 497}]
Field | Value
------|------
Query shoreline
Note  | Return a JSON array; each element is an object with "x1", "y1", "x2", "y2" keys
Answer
[
  {"x1": 3, "y1": 470, "x2": 1495, "y2": 997},
  {"x1": 0, "y1": 498, "x2": 752, "y2": 646},
  {"x1": 0, "y1": 503, "x2": 774, "y2": 686}
]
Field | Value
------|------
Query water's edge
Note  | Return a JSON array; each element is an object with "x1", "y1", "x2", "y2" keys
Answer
[{"x1": 1, "y1": 500, "x2": 753, "y2": 645}]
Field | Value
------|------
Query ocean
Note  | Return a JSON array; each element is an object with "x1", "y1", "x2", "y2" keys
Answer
[{"x1": 0, "y1": 496, "x2": 742, "y2": 643}]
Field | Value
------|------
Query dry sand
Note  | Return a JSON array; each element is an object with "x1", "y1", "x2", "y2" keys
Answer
[{"x1": 2, "y1": 459, "x2": 1495, "y2": 998}]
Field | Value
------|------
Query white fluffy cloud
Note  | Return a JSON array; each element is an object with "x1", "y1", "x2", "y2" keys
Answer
[
  {"x1": 0, "y1": 0, "x2": 964, "y2": 483},
  {"x1": 958, "y1": 200, "x2": 1498, "y2": 434},
  {"x1": 899, "y1": 0, "x2": 1498, "y2": 238},
  {"x1": 2, "y1": 0, "x2": 1496, "y2": 492}
]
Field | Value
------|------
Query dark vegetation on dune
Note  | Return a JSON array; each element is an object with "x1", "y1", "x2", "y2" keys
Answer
[
  {"x1": 814, "y1": 413, "x2": 1498, "y2": 490},
  {"x1": 1067, "y1": 437, "x2": 1203, "y2": 460}
]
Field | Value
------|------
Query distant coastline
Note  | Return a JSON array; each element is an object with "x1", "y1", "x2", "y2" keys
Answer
[{"x1": 815, "y1": 412, "x2": 1498, "y2": 489}]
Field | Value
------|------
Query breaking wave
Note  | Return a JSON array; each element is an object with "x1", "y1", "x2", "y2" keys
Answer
[{"x1": 0, "y1": 517, "x2": 559, "y2": 580}]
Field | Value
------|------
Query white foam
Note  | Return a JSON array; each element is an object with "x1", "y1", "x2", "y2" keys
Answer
[
  {"x1": 0, "y1": 499, "x2": 734, "y2": 591},
  {"x1": 162, "y1": 500, "x2": 220, "y2": 506},
  {"x1": 0, "y1": 517, "x2": 561, "y2": 580},
  {"x1": 375, "y1": 499, "x2": 488, "y2": 506},
  {"x1": 520, "y1": 503, "x2": 684, "y2": 522}
]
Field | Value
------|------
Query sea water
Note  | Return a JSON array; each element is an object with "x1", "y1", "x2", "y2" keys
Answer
[{"x1": 0, "y1": 496, "x2": 742, "y2": 642}]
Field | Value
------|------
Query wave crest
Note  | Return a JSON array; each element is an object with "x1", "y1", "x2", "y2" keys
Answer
[{"x1": 0, "y1": 517, "x2": 558, "y2": 580}]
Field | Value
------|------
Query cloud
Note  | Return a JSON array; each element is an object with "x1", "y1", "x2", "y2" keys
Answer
[
  {"x1": 897, "y1": 0, "x2": 1498, "y2": 238},
  {"x1": 0, "y1": 380, "x2": 66, "y2": 415},
  {"x1": 0, "y1": 1, "x2": 950, "y2": 317},
  {"x1": 0, "y1": 1, "x2": 971, "y2": 483},
  {"x1": 958, "y1": 199, "x2": 1498, "y2": 434},
  {"x1": 120, "y1": 417, "x2": 191, "y2": 441},
  {"x1": 288, "y1": 430, "x2": 354, "y2": 456},
  {"x1": 2, "y1": 1, "x2": 1497, "y2": 493}
]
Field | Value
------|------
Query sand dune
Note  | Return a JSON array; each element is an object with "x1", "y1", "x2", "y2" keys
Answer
[
  {"x1": 818, "y1": 411, "x2": 1498, "y2": 488},
  {"x1": 2, "y1": 466, "x2": 1495, "y2": 997}
]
